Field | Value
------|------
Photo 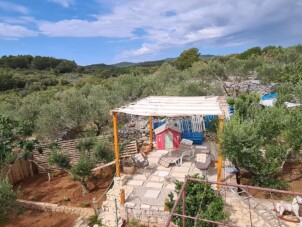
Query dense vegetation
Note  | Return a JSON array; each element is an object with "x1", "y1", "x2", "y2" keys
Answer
[
  {"x1": 166, "y1": 174, "x2": 227, "y2": 227},
  {"x1": 223, "y1": 93, "x2": 302, "y2": 189},
  {"x1": 48, "y1": 138, "x2": 113, "y2": 194},
  {"x1": 0, "y1": 45, "x2": 302, "y2": 190}
]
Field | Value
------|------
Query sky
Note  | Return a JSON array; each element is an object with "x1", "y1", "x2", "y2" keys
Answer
[{"x1": 0, "y1": 0, "x2": 301, "y2": 65}]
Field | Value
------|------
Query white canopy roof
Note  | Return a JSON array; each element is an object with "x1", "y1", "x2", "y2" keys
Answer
[{"x1": 111, "y1": 96, "x2": 230, "y2": 118}]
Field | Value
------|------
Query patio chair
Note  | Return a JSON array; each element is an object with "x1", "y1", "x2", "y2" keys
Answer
[
  {"x1": 131, "y1": 152, "x2": 149, "y2": 168},
  {"x1": 158, "y1": 139, "x2": 193, "y2": 168},
  {"x1": 195, "y1": 153, "x2": 214, "y2": 179}
]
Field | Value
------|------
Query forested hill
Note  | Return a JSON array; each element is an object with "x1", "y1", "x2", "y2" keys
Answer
[{"x1": 0, "y1": 45, "x2": 301, "y2": 141}]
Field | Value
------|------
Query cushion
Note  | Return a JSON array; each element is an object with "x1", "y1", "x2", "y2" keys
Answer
[
  {"x1": 196, "y1": 153, "x2": 207, "y2": 163},
  {"x1": 134, "y1": 153, "x2": 145, "y2": 162},
  {"x1": 180, "y1": 139, "x2": 193, "y2": 146}
]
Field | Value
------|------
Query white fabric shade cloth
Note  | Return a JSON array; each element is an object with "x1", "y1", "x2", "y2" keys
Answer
[{"x1": 111, "y1": 96, "x2": 230, "y2": 119}]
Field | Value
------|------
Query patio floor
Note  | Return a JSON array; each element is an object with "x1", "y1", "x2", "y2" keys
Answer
[{"x1": 122, "y1": 142, "x2": 236, "y2": 208}]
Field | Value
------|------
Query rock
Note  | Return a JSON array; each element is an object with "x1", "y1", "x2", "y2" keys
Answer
[{"x1": 141, "y1": 136, "x2": 148, "y2": 141}]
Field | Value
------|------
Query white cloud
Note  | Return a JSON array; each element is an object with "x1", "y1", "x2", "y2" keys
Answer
[
  {"x1": 0, "y1": 1, "x2": 29, "y2": 14},
  {"x1": 120, "y1": 44, "x2": 152, "y2": 58},
  {"x1": 39, "y1": 19, "x2": 133, "y2": 37},
  {"x1": 0, "y1": 0, "x2": 296, "y2": 59},
  {"x1": 48, "y1": 0, "x2": 74, "y2": 8},
  {"x1": 2, "y1": 16, "x2": 37, "y2": 25},
  {"x1": 36, "y1": 0, "x2": 302, "y2": 59},
  {"x1": 0, "y1": 22, "x2": 37, "y2": 38},
  {"x1": 185, "y1": 27, "x2": 227, "y2": 42}
]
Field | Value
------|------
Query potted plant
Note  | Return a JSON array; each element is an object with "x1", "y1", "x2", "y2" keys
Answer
[
  {"x1": 140, "y1": 142, "x2": 152, "y2": 154},
  {"x1": 122, "y1": 157, "x2": 135, "y2": 174}
]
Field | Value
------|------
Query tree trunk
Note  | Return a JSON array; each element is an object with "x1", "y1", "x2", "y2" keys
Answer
[
  {"x1": 235, "y1": 165, "x2": 242, "y2": 193},
  {"x1": 29, "y1": 161, "x2": 34, "y2": 176},
  {"x1": 47, "y1": 172, "x2": 53, "y2": 181},
  {"x1": 5, "y1": 165, "x2": 12, "y2": 181},
  {"x1": 80, "y1": 179, "x2": 89, "y2": 195},
  {"x1": 95, "y1": 122, "x2": 101, "y2": 136}
]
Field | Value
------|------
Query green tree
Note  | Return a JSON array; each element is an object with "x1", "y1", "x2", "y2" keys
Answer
[
  {"x1": 222, "y1": 104, "x2": 296, "y2": 189},
  {"x1": 0, "y1": 116, "x2": 33, "y2": 174},
  {"x1": 175, "y1": 48, "x2": 200, "y2": 70},
  {"x1": 0, "y1": 71, "x2": 25, "y2": 91},
  {"x1": 48, "y1": 138, "x2": 113, "y2": 195},
  {"x1": 55, "y1": 60, "x2": 77, "y2": 73},
  {"x1": 237, "y1": 47, "x2": 262, "y2": 60},
  {"x1": 36, "y1": 102, "x2": 65, "y2": 139},
  {"x1": 166, "y1": 174, "x2": 227, "y2": 227},
  {"x1": 0, "y1": 55, "x2": 33, "y2": 69},
  {"x1": 0, "y1": 179, "x2": 21, "y2": 222}
]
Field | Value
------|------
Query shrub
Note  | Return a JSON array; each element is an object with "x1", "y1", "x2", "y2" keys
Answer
[
  {"x1": 0, "y1": 179, "x2": 22, "y2": 222},
  {"x1": 166, "y1": 175, "x2": 227, "y2": 227}
]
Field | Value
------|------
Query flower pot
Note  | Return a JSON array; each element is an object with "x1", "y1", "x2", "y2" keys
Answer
[
  {"x1": 123, "y1": 166, "x2": 136, "y2": 174},
  {"x1": 141, "y1": 145, "x2": 152, "y2": 154}
]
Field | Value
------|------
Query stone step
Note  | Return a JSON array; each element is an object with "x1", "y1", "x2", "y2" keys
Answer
[
  {"x1": 127, "y1": 180, "x2": 144, "y2": 186},
  {"x1": 145, "y1": 182, "x2": 163, "y2": 188},
  {"x1": 131, "y1": 174, "x2": 147, "y2": 180},
  {"x1": 143, "y1": 190, "x2": 161, "y2": 199},
  {"x1": 170, "y1": 172, "x2": 186, "y2": 178},
  {"x1": 172, "y1": 166, "x2": 190, "y2": 173},
  {"x1": 150, "y1": 176, "x2": 165, "y2": 182}
]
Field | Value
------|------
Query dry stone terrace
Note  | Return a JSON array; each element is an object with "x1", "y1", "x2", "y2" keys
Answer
[
  {"x1": 100, "y1": 142, "x2": 237, "y2": 226},
  {"x1": 123, "y1": 142, "x2": 235, "y2": 208}
]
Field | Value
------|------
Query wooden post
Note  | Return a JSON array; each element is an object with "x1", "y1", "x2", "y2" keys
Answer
[
  {"x1": 120, "y1": 189, "x2": 125, "y2": 205},
  {"x1": 217, "y1": 115, "x2": 224, "y2": 185},
  {"x1": 112, "y1": 112, "x2": 120, "y2": 177},
  {"x1": 149, "y1": 116, "x2": 153, "y2": 149}
]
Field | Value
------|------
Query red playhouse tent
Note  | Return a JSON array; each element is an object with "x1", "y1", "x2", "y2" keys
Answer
[{"x1": 154, "y1": 123, "x2": 181, "y2": 150}]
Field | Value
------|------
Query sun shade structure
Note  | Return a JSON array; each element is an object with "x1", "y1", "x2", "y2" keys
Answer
[
  {"x1": 111, "y1": 96, "x2": 231, "y2": 118},
  {"x1": 110, "y1": 96, "x2": 226, "y2": 185}
]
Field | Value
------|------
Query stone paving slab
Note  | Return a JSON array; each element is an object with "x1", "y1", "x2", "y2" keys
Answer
[
  {"x1": 145, "y1": 182, "x2": 163, "y2": 188},
  {"x1": 144, "y1": 190, "x2": 161, "y2": 198},
  {"x1": 170, "y1": 172, "x2": 186, "y2": 178},
  {"x1": 148, "y1": 158, "x2": 160, "y2": 163},
  {"x1": 157, "y1": 166, "x2": 171, "y2": 171},
  {"x1": 150, "y1": 176, "x2": 165, "y2": 182},
  {"x1": 174, "y1": 178, "x2": 185, "y2": 182},
  {"x1": 127, "y1": 180, "x2": 144, "y2": 186},
  {"x1": 131, "y1": 174, "x2": 147, "y2": 180},
  {"x1": 165, "y1": 183, "x2": 175, "y2": 190},
  {"x1": 172, "y1": 166, "x2": 190, "y2": 173},
  {"x1": 181, "y1": 162, "x2": 192, "y2": 167}
]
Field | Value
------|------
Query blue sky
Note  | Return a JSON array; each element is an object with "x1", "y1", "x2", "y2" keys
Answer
[{"x1": 0, "y1": 0, "x2": 301, "y2": 65}]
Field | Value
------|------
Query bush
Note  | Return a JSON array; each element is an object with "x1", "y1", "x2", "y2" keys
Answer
[
  {"x1": 166, "y1": 174, "x2": 227, "y2": 227},
  {"x1": 0, "y1": 179, "x2": 22, "y2": 222}
]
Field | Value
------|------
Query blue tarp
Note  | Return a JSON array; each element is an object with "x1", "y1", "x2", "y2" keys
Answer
[
  {"x1": 262, "y1": 93, "x2": 277, "y2": 100},
  {"x1": 204, "y1": 115, "x2": 217, "y2": 129}
]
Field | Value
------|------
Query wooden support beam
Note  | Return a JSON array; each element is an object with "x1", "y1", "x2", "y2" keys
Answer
[
  {"x1": 217, "y1": 115, "x2": 224, "y2": 186},
  {"x1": 149, "y1": 116, "x2": 153, "y2": 149},
  {"x1": 112, "y1": 112, "x2": 120, "y2": 177}
]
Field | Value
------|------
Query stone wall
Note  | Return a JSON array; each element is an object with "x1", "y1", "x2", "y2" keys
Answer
[
  {"x1": 17, "y1": 199, "x2": 94, "y2": 217},
  {"x1": 223, "y1": 78, "x2": 275, "y2": 96},
  {"x1": 121, "y1": 202, "x2": 170, "y2": 226}
]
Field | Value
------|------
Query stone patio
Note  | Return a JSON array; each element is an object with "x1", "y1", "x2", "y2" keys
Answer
[{"x1": 116, "y1": 142, "x2": 237, "y2": 225}]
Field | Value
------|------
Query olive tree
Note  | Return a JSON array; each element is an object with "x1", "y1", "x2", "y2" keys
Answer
[
  {"x1": 175, "y1": 48, "x2": 200, "y2": 70},
  {"x1": 48, "y1": 138, "x2": 113, "y2": 195},
  {"x1": 222, "y1": 94, "x2": 300, "y2": 189}
]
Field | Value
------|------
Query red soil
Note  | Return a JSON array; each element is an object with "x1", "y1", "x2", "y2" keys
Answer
[
  {"x1": 4, "y1": 210, "x2": 77, "y2": 227},
  {"x1": 14, "y1": 167, "x2": 113, "y2": 208}
]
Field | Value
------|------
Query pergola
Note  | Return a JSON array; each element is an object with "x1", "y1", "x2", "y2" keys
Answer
[{"x1": 110, "y1": 96, "x2": 230, "y2": 183}]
